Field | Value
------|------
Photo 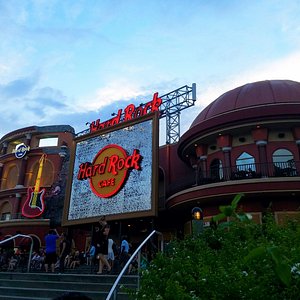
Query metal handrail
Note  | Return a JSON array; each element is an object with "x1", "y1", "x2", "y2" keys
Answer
[
  {"x1": 106, "y1": 230, "x2": 163, "y2": 300},
  {"x1": 0, "y1": 234, "x2": 34, "y2": 272}
]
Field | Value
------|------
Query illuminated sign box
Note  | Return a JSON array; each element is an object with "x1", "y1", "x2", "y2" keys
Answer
[{"x1": 63, "y1": 112, "x2": 159, "y2": 226}]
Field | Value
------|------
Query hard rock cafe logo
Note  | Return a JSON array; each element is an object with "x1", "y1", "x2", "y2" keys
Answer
[
  {"x1": 14, "y1": 143, "x2": 30, "y2": 159},
  {"x1": 77, "y1": 144, "x2": 142, "y2": 198}
]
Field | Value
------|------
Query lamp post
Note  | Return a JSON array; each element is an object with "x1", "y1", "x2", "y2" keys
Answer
[{"x1": 191, "y1": 207, "x2": 203, "y2": 236}]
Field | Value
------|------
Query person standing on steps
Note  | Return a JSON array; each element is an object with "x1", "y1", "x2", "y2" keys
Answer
[
  {"x1": 44, "y1": 228, "x2": 59, "y2": 273},
  {"x1": 92, "y1": 216, "x2": 111, "y2": 274},
  {"x1": 59, "y1": 232, "x2": 71, "y2": 273},
  {"x1": 107, "y1": 237, "x2": 115, "y2": 271},
  {"x1": 119, "y1": 235, "x2": 130, "y2": 270},
  {"x1": 97, "y1": 224, "x2": 112, "y2": 274}
]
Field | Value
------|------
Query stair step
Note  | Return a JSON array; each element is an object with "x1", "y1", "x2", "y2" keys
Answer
[
  {"x1": 0, "y1": 279, "x2": 118, "y2": 292},
  {"x1": 0, "y1": 271, "x2": 138, "y2": 300},
  {"x1": 0, "y1": 272, "x2": 138, "y2": 284},
  {"x1": 0, "y1": 296, "x2": 51, "y2": 300},
  {"x1": 0, "y1": 286, "x2": 107, "y2": 300}
]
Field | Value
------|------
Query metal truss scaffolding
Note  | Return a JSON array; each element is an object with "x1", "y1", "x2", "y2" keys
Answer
[
  {"x1": 77, "y1": 83, "x2": 197, "y2": 143},
  {"x1": 160, "y1": 83, "x2": 196, "y2": 144}
]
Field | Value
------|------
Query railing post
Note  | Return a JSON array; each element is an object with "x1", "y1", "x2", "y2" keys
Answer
[
  {"x1": 106, "y1": 230, "x2": 163, "y2": 300},
  {"x1": 27, "y1": 237, "x2": 34, "y2": 272},
  {"x1": 0, "y1": 234, "x2": 34, "y2": 273},
  {"x1": 137, "y1": 250, "x2": 141, "y2": 290}
]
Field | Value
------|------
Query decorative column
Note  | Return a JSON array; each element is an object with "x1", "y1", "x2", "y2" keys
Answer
[
  {"x1": 292, "y1": 127, "x2": 300, "y2": 175},
  {"x1": 16, "y1": 157, "x2": 28, "y2": 187},
  {"x1": 59, "y1": 145, "x2": 68, "y2": 165},
  {"x1": 295, "y1": 140, "x2": 300, "y2": 175},
  {"x1": 199, "y1": 156, "x2": 208, "y2": 180},
  {"x1": 189, "y1": 155, "x2": 198, "y2": 185},
  {"x1": 256, "y1": 140, "x2": 268, "y2": 161},
  {"x1": 2, "y1": 141, "x2": 8, "y2": 155},
  {"x1": 0, "y1": 163, "x2": 3, "y2": 189},
  {"x1": 58, "y1": 145, "x2": 68, "y2": 183},
  {"x1": 252, "y1": 127, "x2": 269, "y2": 177},
  {"x1": 13, "y1": 193, "x2": 22, "y2": 219},
  {"x1": 222, "y1": 147, "x2": 232, "y2": 180},
  {"x1": 16, "y1": 134, "x2": 32, "y2": 187},
  {"x1": 256, "y1": 140, "x2": 268, "y2": 175},
  {"x1": 25, "y1": 133, "x2": 32, "y2": 145},
  {"x1": 217, "y1": 135, "x2": 232, "y2": 180},
  {"x1": 195, "y1": 145, "x2": 208, "y2": 184}
]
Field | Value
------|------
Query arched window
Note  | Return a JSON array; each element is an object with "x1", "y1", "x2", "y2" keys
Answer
[
  {"x1": 0, "y1": 201, "x2": 12, "y2": 220},
  {"x1": 2, "y1": 165, "x2": 18, "y2": 189},
  {"x1": 236, "y1": 152, "x2": 256, "y2": 171},
  {"x1": 272, "y1": 149, "x2": 296, "y2": 176},
  {"x1": 273, "y1": 149, "x2": 294, "y2": 163},
  {"x1": 210, "y1": 159, "x2": 223, "y2": 181},
  {"x1": 27, "y1": 159, "x2": 54, "y2": 187}
]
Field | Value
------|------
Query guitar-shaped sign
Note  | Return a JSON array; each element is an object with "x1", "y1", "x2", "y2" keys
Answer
[{"x1": 22, "y1": 154, "x2": 47, "y2": 218}]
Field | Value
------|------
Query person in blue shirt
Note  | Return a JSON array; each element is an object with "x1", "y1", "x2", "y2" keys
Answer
[
  {"x1": 87, "y1": 244, "x2": 95, "y2": 266},
  {"x1": 44, "y1": 229, "x2": 59, "y2": 273},
  {"x1": 119, "y1": 235, "x2": 130, "y2": 269}
]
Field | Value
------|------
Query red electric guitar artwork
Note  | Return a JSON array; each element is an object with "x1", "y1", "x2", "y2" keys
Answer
[{"x1": 22, "y1": 154, "x2": 47, "y2": 218}]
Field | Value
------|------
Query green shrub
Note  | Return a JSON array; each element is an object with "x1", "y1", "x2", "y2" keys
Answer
[{"x1": 134, "y1": 196, "x2": 300, "y2": 299}]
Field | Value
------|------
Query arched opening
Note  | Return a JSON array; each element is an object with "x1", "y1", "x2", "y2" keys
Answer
[
  {"x1": 232, "y1": 152, "x2": 257, "y2": 179},
  {"x1": 272, "y1": 149, "x2": 297, "y2": 176},
  {"x1": 210, "y1": 159, "x2": 223, "y2": 182},
  {"x1": 236, "y1": 152, "x2": 256, "y2": 171},
  {"x1": 0, "y1": 201, "x2": 12, "y2": 220},
  {"x1": 2, "y1": 165, "x2": 18, "y2": 189},
  {"x1": 26, "y1": 158, "x2": 55, "y2": 187}
]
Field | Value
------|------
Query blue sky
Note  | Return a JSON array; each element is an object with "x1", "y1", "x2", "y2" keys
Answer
[{"x1": 1, "y1": 0, "x2": 300, "y2": 144}]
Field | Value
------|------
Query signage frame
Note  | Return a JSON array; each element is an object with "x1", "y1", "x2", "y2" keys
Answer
[{"x1": 62, "y1": 112, "x2": 159, "y2": 226}]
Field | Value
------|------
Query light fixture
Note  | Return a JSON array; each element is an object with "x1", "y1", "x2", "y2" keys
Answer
[
  {"x1": 191, "y1": 207, "x2": 204, "y2": 236},
  {"x1": 191, "y1": 207, "x2": 203, "y2": 220},
  {"x1": 59, "y1": 145, "x2": 68, "y2": 158}
]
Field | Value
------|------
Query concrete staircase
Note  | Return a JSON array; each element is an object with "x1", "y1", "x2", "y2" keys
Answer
[{"x1": 0, "y1": 271, "x2": 138, "y2": 300}]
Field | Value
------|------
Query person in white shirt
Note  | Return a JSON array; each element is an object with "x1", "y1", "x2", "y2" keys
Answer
[{"x1": 107, "y1": 238, "x2": 115, "y2": 269}]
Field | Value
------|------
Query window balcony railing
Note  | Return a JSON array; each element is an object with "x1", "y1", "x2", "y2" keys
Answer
[
  {"x1": 198, "y1": 161, "x2": 299, "y2": 185},
  {"x1": 167, "y1": 161, "x2": 300, "y2": 197}
]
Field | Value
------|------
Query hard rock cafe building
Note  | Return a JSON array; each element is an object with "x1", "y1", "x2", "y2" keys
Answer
[
  {"x1": 0, "y1": 79, "x2": 300, "y2": 252},
  {"x1": 0, "y1": 125, "x2": 75, "y2": 250}
]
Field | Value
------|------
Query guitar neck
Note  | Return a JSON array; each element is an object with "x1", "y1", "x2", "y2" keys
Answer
[{"x1": 34, "y1": 154, "x2": 46, "y2": 193}]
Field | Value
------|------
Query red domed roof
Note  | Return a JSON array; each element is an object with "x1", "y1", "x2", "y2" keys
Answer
[{"x1": 191, "y1": 80, "x2": 300, "y2": 128}]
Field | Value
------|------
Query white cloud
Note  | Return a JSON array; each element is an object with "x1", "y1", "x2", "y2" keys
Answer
[
  {"x1": 179, "y1": 50, "x2": 300, "y2": 136},
  {"x1": 196, "y1": 50, "x2": 300, "y2": 110},
  {"x1": 74, "y1": 79, "x2": 150, "y2": 112}
]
